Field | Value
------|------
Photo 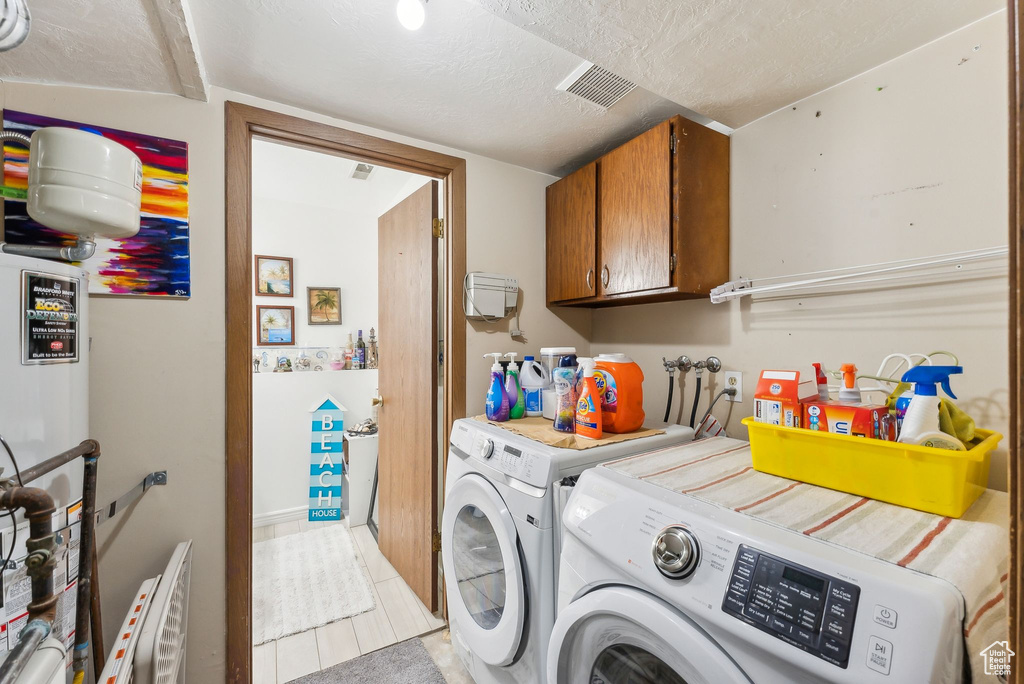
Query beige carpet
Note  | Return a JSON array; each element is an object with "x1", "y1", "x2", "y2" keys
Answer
[{"x1": 253, "y1": 524, "x2": 375, "y2": 644}]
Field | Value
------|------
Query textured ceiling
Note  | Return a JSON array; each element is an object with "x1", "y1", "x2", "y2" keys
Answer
[
  {"x1": 188, "y1": 0, "x2": 696, "y2": 175},
  {"x1": 0, "y1": 0, "x2": 206, "y2": 98},
  {"x1": 0, "y1": 0, "x2": 1005, "y2": 174},
  {"x1": 474, "y1": 0, "x2": 1005, "y2": 128}
]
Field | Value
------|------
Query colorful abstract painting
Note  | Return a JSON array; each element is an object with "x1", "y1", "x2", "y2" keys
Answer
[{"x1": 2, "y1": 110, "x2": 190, "y2": 297}]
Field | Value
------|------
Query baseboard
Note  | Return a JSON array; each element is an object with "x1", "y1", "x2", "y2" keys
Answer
[{"x1": 253, "y1": 505, "x2": 308, "y2": 528}]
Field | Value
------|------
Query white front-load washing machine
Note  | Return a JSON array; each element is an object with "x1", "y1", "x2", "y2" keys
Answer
[
  {"x1": 549, "y1": 465, "x2": 965, "y2": 683},
  {"x1": 442, "y1": 418, "x2": 693, "y2": 684}
]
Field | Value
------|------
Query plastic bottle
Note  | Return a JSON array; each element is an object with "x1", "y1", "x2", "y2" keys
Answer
[
  {"x1": 838, "y1": 363, "x2": 862, "y2": 403},
  {"x1": 483, "y1": 353, "x2": 510, "y2": 422},
  {"x1": 593, "y1": 353, "x2": 645, "y2": 433},
  {"x1": 812, "y1": 363, "x2": 830, "y2": 402},
  {"x1": 520, "y1": 356, "x2": 550, "y2": 417},
  {"x1": 504, "y1": 353, "x2": 525, "y2": 420},
  {"x1": 897, "y1": 365, "x2": 966, "y2": 450},
  {"x1": 575, "y1": 358, "x2": 603, "y2": 439},
  {"x1": 552, "y1": 355, "x2": 578, "y2": 433}
]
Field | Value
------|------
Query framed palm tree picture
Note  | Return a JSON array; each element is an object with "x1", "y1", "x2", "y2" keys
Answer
[
  {"x1": 255, "y1": 255, "x2": 294, "y2": 296},
  {"x1": 307, "y1": 287, "x2": 342, "y2": 325},
  {"x1": 257, "y1": 305, "x2": 295, "y2": 345}
]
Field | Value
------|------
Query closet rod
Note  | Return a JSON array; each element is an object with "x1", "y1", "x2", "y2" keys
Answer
[{"x1": 709, "y1": 245, "x2": 1008, "y2": 303}]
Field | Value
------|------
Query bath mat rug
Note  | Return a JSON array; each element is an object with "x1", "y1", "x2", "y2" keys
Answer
[
  {"x1": 253, "y1": 524, "x2": 375, "y2": 644},
  {"x1": 287, "y1": 638, "x2": 446, "y2": 684}
]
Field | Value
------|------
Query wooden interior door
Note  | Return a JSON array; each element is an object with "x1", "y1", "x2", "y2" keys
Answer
[
  {"x1": 377, "y1": 180, "x2": 439, "y2": 610},
  {"x1": 598, "y1": 119, "x2": 672, "y2": 296},
  {"x1": 546, "y1": 162, "x2": 597, "y2": 303}
]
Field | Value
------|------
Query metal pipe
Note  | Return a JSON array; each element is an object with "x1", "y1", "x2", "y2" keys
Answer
[
  {"x1": 0, "y1": 620, "x2": 50, "y2": 684},
  {"x1": 19, "y1": 440, "x2": 99, "y2": 486},
  {"x1": 72, "y1": 450, "x2": 100, "y2": 678},
  {"x1": 1, "y1": 239, "x2": 97, "y2": 263},
  {"x1": 0, "y1": 486, "x2": 58, "y2": 624}
]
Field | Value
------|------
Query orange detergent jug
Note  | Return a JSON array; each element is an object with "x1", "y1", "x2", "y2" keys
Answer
[{"x1": 593, "y1": 353, "x2": 645, "y2": 433}]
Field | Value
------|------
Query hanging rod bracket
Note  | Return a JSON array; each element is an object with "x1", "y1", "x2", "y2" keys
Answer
[{"x1": 710, "y1": 278, "x2": 752, "y2": 304}]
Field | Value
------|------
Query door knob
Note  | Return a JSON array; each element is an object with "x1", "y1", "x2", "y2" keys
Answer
[{"x1": 372, "y1": 395, "x2": 384, "y2": 407}]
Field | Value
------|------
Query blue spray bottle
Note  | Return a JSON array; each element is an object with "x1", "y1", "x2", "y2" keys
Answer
[{"x1": 484, "y1": 353, "x2": 510, "y2": 422}]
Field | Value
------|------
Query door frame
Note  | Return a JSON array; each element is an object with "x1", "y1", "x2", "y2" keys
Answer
[
  {"x1": 1009, "y1": 1, "x2": 1024, "y2": 679},
  {"x1": 224, "y1": 102, "x2": 466, "y2": 682}
]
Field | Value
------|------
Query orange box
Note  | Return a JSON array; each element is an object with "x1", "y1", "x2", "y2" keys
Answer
[
  {"x1": 803, "y1": 401, "x2": 896, "y2": 440},
  {"x1": 753, "y1": 370, "x2": 802, "y2": 428}
]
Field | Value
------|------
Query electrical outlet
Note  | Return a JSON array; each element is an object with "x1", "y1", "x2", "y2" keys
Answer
[{"x1": 724, "y1": 371, "x2": 742, "y2": 402}]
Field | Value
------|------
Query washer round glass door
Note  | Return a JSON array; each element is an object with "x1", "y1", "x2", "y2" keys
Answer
[
  {"x1": 547, "y1": 586, "x2": 751, "y2": 684},
  {"x1": 441, "y1": 473, "x2": 525, "y2": 666}
]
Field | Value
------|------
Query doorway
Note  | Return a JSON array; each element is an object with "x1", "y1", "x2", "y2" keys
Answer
[{"x1": 225, "y1": 103, "x2": 467, "y2": 684}]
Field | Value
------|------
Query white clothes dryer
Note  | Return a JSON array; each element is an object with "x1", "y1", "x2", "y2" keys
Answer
[
  {"x1": 442, "y1": 418, "x2": 693, "y2": 684},
  {"x1": 549, "y1": 465, "x2": 966, "y2": 684}
]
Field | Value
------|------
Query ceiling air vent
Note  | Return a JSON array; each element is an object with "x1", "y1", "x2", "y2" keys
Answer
[
  {"x1": 351, "y1": 163, "x2": 374, "y2": 180},
  {"x1": 556, "y1": 61, "x2": 636, "y2": 109}
]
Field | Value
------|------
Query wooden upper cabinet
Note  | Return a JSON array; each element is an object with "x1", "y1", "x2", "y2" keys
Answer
[
  {"x1": 545, "y1": 115, "x2": 729, "y2": 307},
  {"x1": 546, "y1": 162, "x2": 597, "y2": 304},
  {"x1": 598, "y1": 119, "x2": 672, "y2": 296}
]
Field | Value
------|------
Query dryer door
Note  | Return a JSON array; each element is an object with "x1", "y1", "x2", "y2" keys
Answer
[
  {"x1": 548, "y1": 586, "x2": 752, "y2": 684},
  {"x1": 441, "y1": 473, "x2": 526, "y2": 666}
]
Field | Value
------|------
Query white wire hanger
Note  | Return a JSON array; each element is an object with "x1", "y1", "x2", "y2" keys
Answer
[{"x1": 709, "y1": 246, "x2": 1008, "y2": 304}]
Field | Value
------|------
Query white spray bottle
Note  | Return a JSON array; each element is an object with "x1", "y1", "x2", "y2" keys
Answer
[{"x1": 897, "y1": 365, "x2": 965, "y2": 450}]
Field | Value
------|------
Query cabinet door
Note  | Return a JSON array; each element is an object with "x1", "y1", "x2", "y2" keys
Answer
[
  {"x1": 598, "y1": 119, "x2": 672, "y2": 296},
  {"x1": 546, "y1": 162, "x2": 597, "y2": 303}
]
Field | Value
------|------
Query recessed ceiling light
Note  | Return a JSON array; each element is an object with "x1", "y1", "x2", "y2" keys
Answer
[{"x1": 396, "y1": 0, "x2": 426, "y2": 31}]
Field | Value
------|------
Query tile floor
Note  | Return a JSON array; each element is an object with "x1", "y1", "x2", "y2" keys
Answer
[{"x1": 252, "y1": 518, "x2": 469, "y2": 683}]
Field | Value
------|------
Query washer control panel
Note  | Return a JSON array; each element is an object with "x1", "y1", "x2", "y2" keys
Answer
[
  {"x1": 722, "y1": 544, "x2": 860, "y2": 668},
  {"x1": 468, "y1": 432, "x2": 543, "y2": 486}
]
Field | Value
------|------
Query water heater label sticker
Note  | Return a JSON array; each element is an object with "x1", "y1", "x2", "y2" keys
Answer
[{"x1": 22, "y1": 271, "x2": 79, "y2": 365}]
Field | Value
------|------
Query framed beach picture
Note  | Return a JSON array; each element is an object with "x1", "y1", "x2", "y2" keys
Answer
[
  {"x1": 307, "y1": 287, "x2": 342, "y2": 325},
  {"x1": 257, "y1": 305, "x2": 295, "y2": 346},
  {"x1": 255, "y1": 255, "x2": 294, "y2": 296}
]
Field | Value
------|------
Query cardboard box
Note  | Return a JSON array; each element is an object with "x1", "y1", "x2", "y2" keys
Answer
[
  {"x1": 803, "y1": 401, "x2": 896, "y2": 440},
  {"x1": 754, "y1": 370, "x2": 802, "y2": 428}
]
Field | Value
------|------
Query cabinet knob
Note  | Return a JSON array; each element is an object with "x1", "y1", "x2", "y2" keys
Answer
[
  {"x1": 586, "y1": 268, "x2": 594, "y2": 290},
  {"x1": 601, "y1": 266, "x2": 610, "y2": 287}
]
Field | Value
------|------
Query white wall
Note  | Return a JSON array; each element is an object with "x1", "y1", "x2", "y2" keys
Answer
[
  {"x1": 251, "y1": 139, "x2": 431, "y2": 348},
  {"x1": 252, "y1": 370, "x2": 378, "y2": 521},
  {"x1": 591, "y1": 12, "x2": 1011, "y2": 489},
  {"x1": 0, "y1": 81, "x2": 584, "y2": 681}
]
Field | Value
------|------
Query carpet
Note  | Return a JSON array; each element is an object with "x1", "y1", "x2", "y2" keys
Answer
[
  {"x1": 253, "y1": 524, "x2": 375, "y2": 644},
  {"x1": 287, "y1": 638, "x2": 446, "y2": 684}
]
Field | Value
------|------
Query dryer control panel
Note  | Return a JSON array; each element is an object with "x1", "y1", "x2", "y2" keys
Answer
[{"x1": 722, "y1": 544, "x2": 860, "y2": 668}]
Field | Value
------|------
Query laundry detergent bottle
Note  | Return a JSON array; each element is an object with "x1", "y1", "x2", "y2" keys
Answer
[
  {"x1": 593, "y1": 353, "x2": 645, "y2": 433},
  {"x1": 897, "y1": 365, "x2": 965, "y2": 450},
  {"x1": 483, "y1": 353, "x2": 510, "y2": 422},
  {"x1": 520, "y1": 356, "x2": 550, "y2": 417},
  {"x1": 504, "y1": 353, "x2": 525, "y2": 420},
  {"x1": 552, "y1": 355, "x2": 578, "y2": 433},
  {"x1": 575, "y1": 358, "x2": 603, "y2": 439}
]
